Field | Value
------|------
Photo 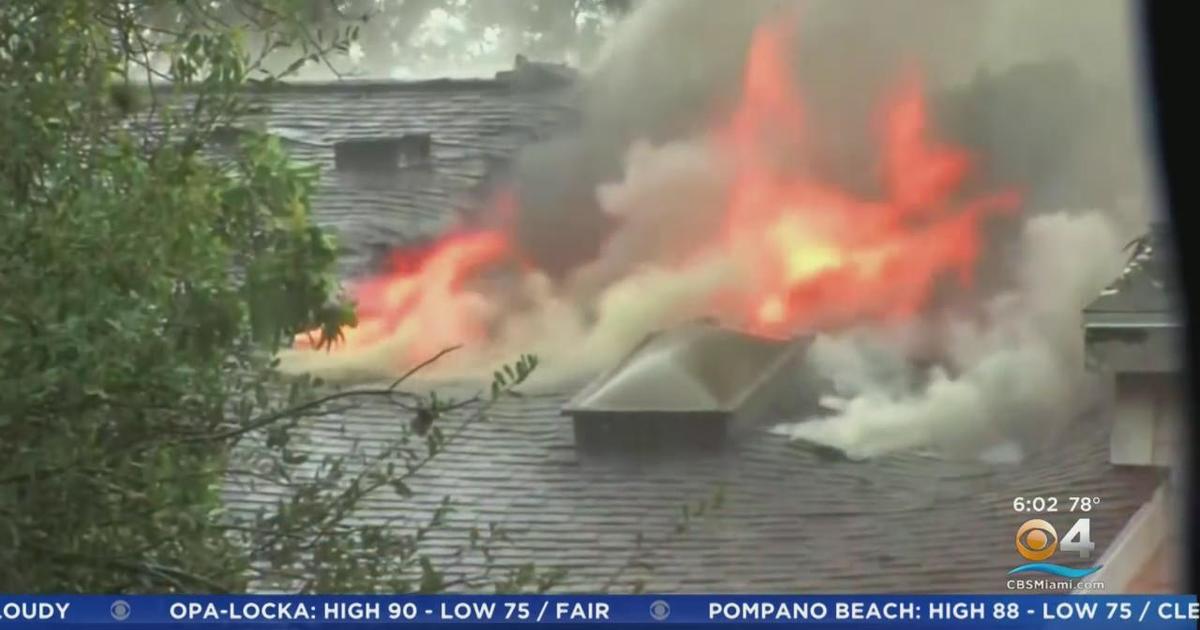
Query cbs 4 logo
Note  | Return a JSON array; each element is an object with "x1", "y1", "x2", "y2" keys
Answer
[{"x1": 1015, "y1": 518, "x2": 1095, "y2": 561}]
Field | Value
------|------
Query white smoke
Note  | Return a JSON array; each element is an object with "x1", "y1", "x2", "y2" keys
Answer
[
  {"x1": 517, "y1": 255, "x2": 736, "y2": 389},
  {"x1": 572, "y1": 139, "x2": 729, "y2": 294},
  {"x1": 772, "y1": 211, "x2": 1136, "y2": 460},
  {"x1": 279, "y1": 136, "x2": 739, "y2": 388}
]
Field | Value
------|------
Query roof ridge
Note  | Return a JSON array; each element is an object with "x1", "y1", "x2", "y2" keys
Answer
[{"x1": 144, "y1": 76, "x2": 576, "y2": 95}]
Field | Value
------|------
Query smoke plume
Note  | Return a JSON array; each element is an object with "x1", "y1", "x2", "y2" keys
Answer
[
  {"x1": 772, "y1": 211, "x2": 1129, "y2": 460},
  {"x1": 532, "y1": 0, "x2": 1152, "y2": 458},
  {"x1": 284, "y1": 0, "x2": 1156, "y2": 460},
  {"x1": 512, "y1": 0, "x2": 1150, "y2": 276}
]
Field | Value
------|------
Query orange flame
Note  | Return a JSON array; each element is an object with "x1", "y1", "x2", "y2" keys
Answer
[
  {"x1": 294, "y1": 225, "x2": 513, "y2": 361},
  {"x1": 715, "y1": 17, "x2": 1019, "y2": 335},
  {"x1": 296, "y1": 13, "x2": 1019, "y2": 369}
]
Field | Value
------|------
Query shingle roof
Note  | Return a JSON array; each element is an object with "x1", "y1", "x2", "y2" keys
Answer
[
  {"x1": 248, "y1": 80, "x2": 578, "y2": 276},
  {"x1": 228, "y1": 384, "x2": 1161, "y2": 593},
  {"x1": 227, "y1": 80, "x2": 1163, "y2": 593},
  {"x1": 1085, "y1": 223, "x2": 1178, "y2": 326}
]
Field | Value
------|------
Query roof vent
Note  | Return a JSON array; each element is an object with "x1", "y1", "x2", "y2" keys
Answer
[
  {"x1": 334, "y1": 134, "x2": 432, "y2": 171},
  {"x1": 563, "y1": 321, "x2": 815, "y2": 455},
  {"x1": 495, "y1": 54, "x2": 577, "y2": 89}
]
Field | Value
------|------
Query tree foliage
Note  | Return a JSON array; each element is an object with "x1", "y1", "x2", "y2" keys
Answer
[
  {"x1": 0, "y1": 0, "x2": 547, "y2": 593},
  {"x1": 259, "y1": 0, "x2": 632, "y2": 77},
  {"x1": 0, "y1": 0, "x2": 712, "y2": 594}
]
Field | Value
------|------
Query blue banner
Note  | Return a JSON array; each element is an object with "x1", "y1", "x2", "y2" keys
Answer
[{"x1": 0, "y1": 595, "x2": 1197, "y2": 628}]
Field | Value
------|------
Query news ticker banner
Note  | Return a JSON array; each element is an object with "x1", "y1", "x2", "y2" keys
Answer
[{"x1": 2, "y1": 596, "x2": 1200, "y2": 628}]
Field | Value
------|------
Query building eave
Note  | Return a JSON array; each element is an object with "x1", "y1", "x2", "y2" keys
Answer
[
  {"x1": 1074, "y1": 482, "x2": 1172, "y2": 594},
  {"x1": 1083, "y1": 313, "x2": 1181, "y2": 329}
]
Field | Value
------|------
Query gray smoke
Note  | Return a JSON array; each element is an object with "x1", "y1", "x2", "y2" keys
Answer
[
  {"x1": 772, "y1": 211, "x2": 1129, "y2": 460},
  {"x1": 511, "y1": 0, "x2": 1152, "y2": 275}
]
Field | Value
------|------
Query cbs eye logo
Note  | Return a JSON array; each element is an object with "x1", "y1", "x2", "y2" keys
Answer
[
  {"x1": 1015, "y1": 518, "x2": 1094, "y2": 561},
  {"x1": 1015, "y1": 519, "x2": 1057, "y2": 561}
]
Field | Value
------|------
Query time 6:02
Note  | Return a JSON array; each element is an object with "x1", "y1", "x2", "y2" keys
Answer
[{"x1": 1012, "y1": 497, "x2": 1058, "y2": 513}]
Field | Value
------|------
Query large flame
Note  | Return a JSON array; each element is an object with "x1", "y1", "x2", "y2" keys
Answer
[
  {"x1": 716, "y1": 18, "x2": 1019, "y2": 335},
  {"x1": 291, "y1": 14, "x2": 1019, "y2": 377}
]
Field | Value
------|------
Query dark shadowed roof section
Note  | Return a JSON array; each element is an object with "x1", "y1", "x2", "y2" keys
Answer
[{"x1": 239, "y1": 77, "x2": 579, "y2": 277}]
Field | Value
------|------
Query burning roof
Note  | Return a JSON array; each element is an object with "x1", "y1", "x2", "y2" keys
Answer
[
  {"x1": 285, "y1": 11, "x2": 1019, "y2": 382},
  {"x1": 230, "y1": 17, "x2": 1168, "y2": 594}
]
